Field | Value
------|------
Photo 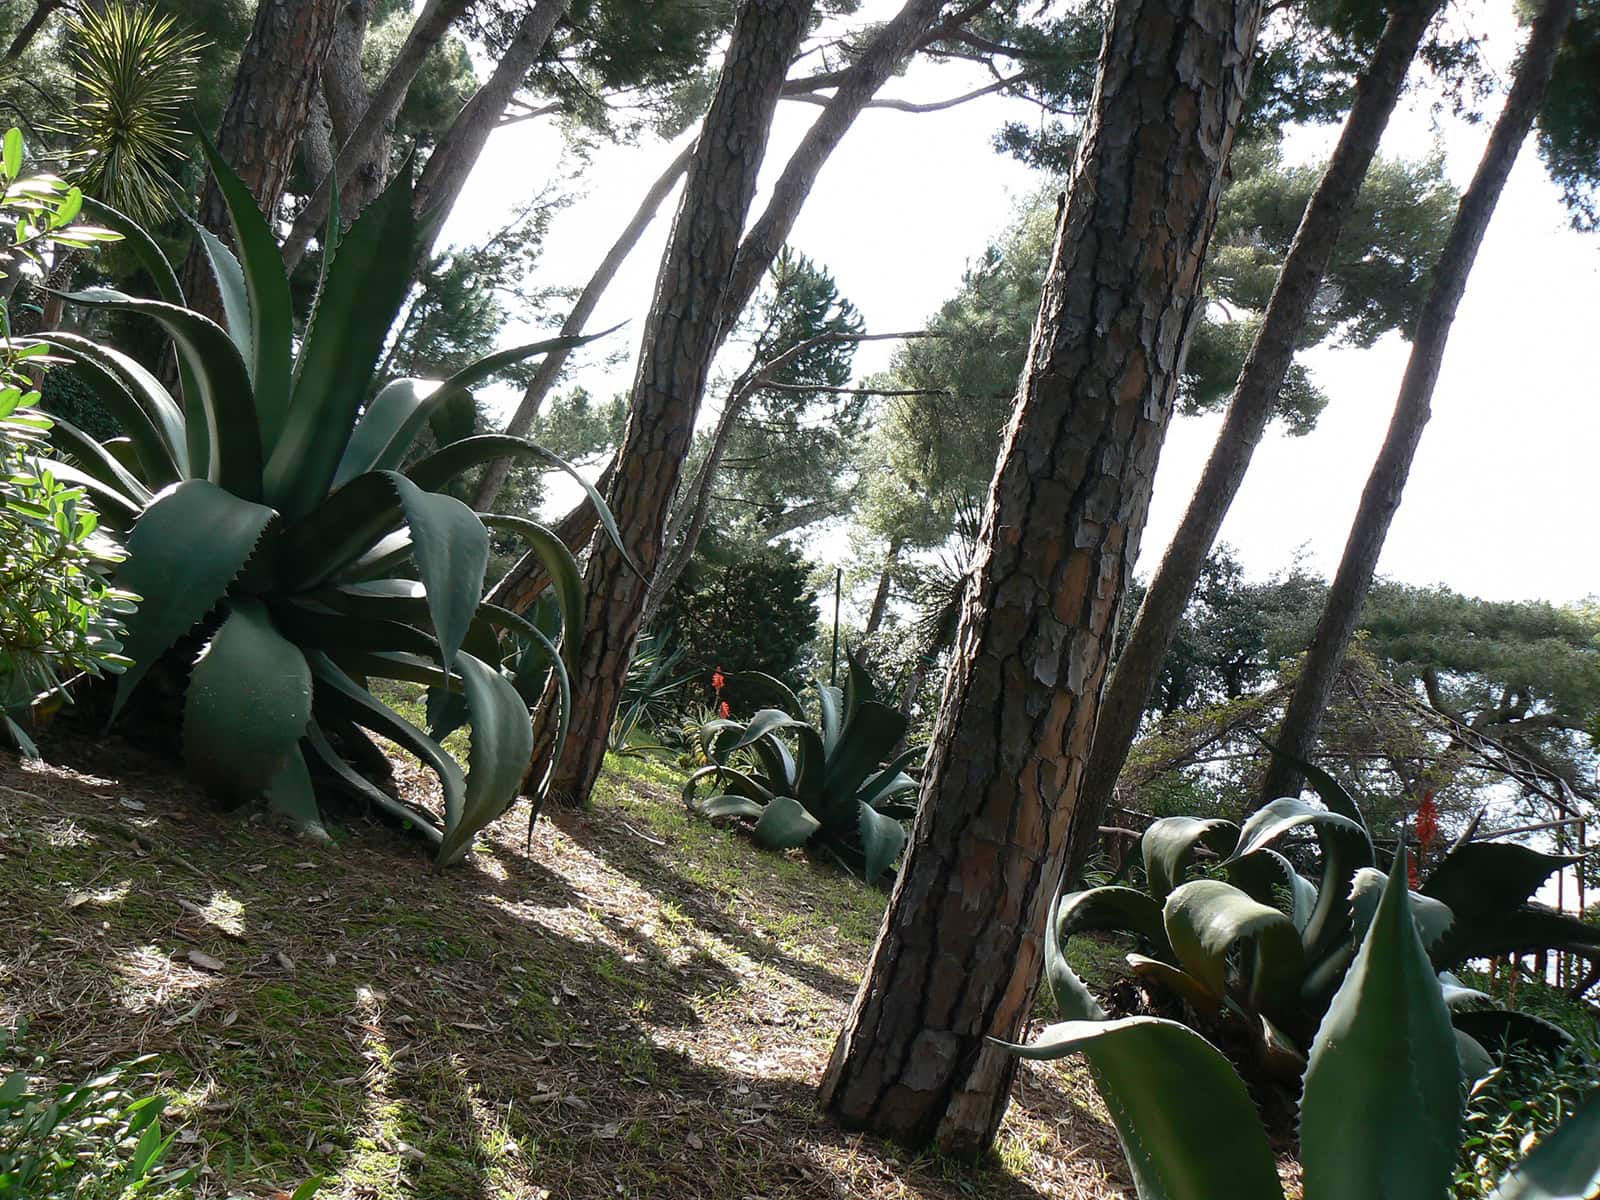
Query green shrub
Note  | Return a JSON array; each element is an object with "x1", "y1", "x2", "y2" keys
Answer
[
  {"x1": 0, "y1": 128, "x2": 136, "y2": 755},
  {"x1": 682, "y1": 659, "x2": 923, "y2": 882},
  {"x1": 26, "y1": 133, "x2": 620, "y2": 865},
  {"x1": 0, "y1": 1023, "x2": 192, "y2": 1198},
  {"x1": 1000, "y1": 851, "x2": 1600, "y2": 1200}
]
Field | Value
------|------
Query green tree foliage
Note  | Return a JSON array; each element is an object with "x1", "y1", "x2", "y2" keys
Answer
[
  {"x1": 653, "y1": 529, "x2": 819, "y2": 716},
  {"x1": 1536, "y1": 0, "x2": 1600, "y2": 227},
  {"x1": 857, "y1": 145, "x2": 1456, "y2": 566}
]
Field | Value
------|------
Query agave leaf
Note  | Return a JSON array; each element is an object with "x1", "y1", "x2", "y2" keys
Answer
[
  {"x1": 1299, "y1": 849, "x2": 1462, "y2": 1200},
  {"x1": 792, "y1": 724, "x2": 828, "y2": 816},
  {"x1": 1487, "y1": 1090, "x2": 1600, "y2": 1200},
  {"x1": 1057, "y1": 886, "x2": 1171, "y2": 954},
  {"x1": 1443, "y1": 904, "x2": 1600, "y2": 967},
  {"x1": 30, "y1": 332, "x2": 184, "y2": 481},
  {"x1": 1437, "y1": 972, "x2": 1493, "y2": 1011},
  {"x1": 262, "y1": 745, "x2": 330, "y2": 842},
  {"x1": 1044, "y1": 888, "x2": 1110, "y2": 1021},
  {"x1": 856, "y1": 746, "x2": 925, "y2": 810},
  {"x1": 187, "y1": 220, "x2": 252, "y2": 369},
  {"x1": 1142, "y1": 817, "x2": 1240, "y2": 901},
  {"x1": 1226, "y1": 848, "x2": 1319, "y2": 934},
  {"x1": 1164, "y1": 880, "x2": 1304, "y2": 1023},
  {"x1": 1455, "y1": 1029, "x2": 1496, "y2": 1084},
  {"x1": 752, "y1": 795, "x2": 821, "y2": 851},
  {"x1": 60, "y1": 288, "x2": 260, "y2": 496},
  {"x1": 814, "y1": 679, "x2": 844, "y2": 753},
  {"x1": 998, "y1": 1017, "x2": 1285, "y2": 1200},
  {"x1": 303, "y1": 723, "x2": 442, "y2": 847},
  {"x1": 389, "y1": 475, "x2": 486, "y2": 674},
  {"x1": 820, "y1": 700, "x2": 908, "y2": 819},
  {"x1": 1348, "y1": 868, "x2": 1454, "y2": 952},
  {"x1": 78, "y1": 196, "x2": 183, "y2": 304},
  {"x1": 732, "y1": 708, "x2": 808, "y2": 751},
  {"x1": 1232, "y1": 798, "x2": 1373, "y2": 961},
  {"x1": 1258, "y1": 739, "x2": 1369, "y2": 838},
  {"x1": 746, "y1": 731, "x2": 798, "y2": 795},
  {"x1": 1422, "y1": 842, "x2": 1586, "y2": 968},
  {"x1": 194, "y1": 129, "x2": 293, "y2": 445},
  {"x1": 181, "y1": 601, "x2": 312, "y2": 801},
  {"x1": 336, "y1": 330, "x2": 619, "y2": 486},
  {"x1": 42, "y1": 414, "x2": 153, "y2": 506},
  {"x1": 697, "y1": 794, "x2": 767, "y2": 821},
  {"x1": 435, "y1": 652, "x2": 535, "y2": 867},
  {"x1": 268, "y1": 601, "x2": 439, "y2": 658},
  {"x1": 403, "y1": 434, "x2": 632, "y2": 568},
  {"x1": 738, "y1": 671, "x2": 804, "y2": 713},
  {"x1": 307, "y1": 650, "x2": 466, "y2": 831},
  {"x1": 1451, "y1": 1009, "x2": 1573, "y2": 1060},
  {"x1": 1126, "y1": 955, "x2": 1223, "y2": 1018},
  {"x1": 267, "y1": 167, "x2": 417, "y2": 518},
  {"x1": 856, "y1": 801, "x2": 906, "y2": 883},
  {"x1": 112, "y1": 480, "x2": 277, "y2": 719}
]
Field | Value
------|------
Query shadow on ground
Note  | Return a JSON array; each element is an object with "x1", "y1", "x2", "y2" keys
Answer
[{"x1": 0, "y1": 738, "x2": 1127, "y2": 1200}]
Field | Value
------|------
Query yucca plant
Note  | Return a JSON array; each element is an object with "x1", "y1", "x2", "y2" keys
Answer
[
  {"x1": 1047, "y1": 758, "x2": 1595, "y2": 1076},
  {"x1": 681, "y1": 659, "x2": 924, "y2": 882},
  {"x1": 46, "y1": 0, "x2": 204, "y2": 226},
  {"x1": 998, "y1": 850, "x2": 1600, "y2": 1200},
  {"x1": 24, "y1": 136, "x2": 620, "y2": 866}
]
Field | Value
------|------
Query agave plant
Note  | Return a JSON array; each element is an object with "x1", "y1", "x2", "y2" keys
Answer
[
  {"x1": 999, "y1": 850, "x2": 1600, "y2": 1200},
  {"x1": 1052, "y1": 759, "x2": 1595, "y2": 1074},
  {"x1": 25, "y1": 136, "x2": 620, "y2": 866},
  {"x1": 681, "y1": 660, "x2": 924, "y2": 883}
]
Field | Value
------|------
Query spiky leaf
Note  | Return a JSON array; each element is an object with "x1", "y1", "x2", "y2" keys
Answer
[{"x1": 1142, "y1": 817, "x2": 1240, "y2": 901}]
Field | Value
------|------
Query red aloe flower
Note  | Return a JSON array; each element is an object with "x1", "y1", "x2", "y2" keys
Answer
[
  {"x1": 712, "y1": 669, "x2": 726, "y2": 695},
  {"x1": 1417, "y1": 790, "x2": 1439, "y2": 854},
  {"x1": 719, "y1": 700, "x2": 731, "y2": 719}
]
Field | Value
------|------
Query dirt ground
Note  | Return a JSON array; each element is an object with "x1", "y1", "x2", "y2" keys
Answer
[{"x1": 0, "y1": 739, "x2": 1138, "y2": 1199}]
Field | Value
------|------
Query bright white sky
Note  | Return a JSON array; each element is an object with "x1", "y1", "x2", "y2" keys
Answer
[{"x1": 442, "y1": 0, "x2": 1599, "y2": 607}]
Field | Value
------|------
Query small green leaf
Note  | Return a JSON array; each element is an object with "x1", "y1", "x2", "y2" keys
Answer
[{"x1": 3, "y1": 128, "x2": 21, "y2": 179}]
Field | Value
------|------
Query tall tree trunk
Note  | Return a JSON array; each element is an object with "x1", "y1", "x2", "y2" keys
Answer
[
  {"x1": 470, "y1": 141, "x2": 695, "y2": 511},
  {"x1": 179, "y1": 0, "x2": 341, "y2": 322},
  {"x1": 866, "y1": 537, "x2": 903, "y2": 634},
  {"x1": 411, "y1": 0, "x2": 570, "y2": 252},
  {"x1": 712, "y1": 0, "x2": 956, "y2": 337},
  {"x1": 280, "y1": 0, "x2": 474, "y2": 271},
  {"x1": 526, "y1": 0, "x2": 955, "y2": 809},
  {"x1": 1062, "y1": 0, "x2": 1443, "y2": 881},
  {"x1": 524, "y1": 0, "x2": 813, "y2": 804},
  {"x1": 1259, "y1": 0, "x2": 1577, "y2": 803},
  {"x1": 2, "y1": 0, "x2": 63, "y2": 63},
  {"x1": 817, "y1": 0, "x2": 1261, "y2": 1156}
]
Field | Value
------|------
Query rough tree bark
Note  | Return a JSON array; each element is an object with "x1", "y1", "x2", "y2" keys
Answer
[
  {"x1": 523, "y1": 0, "x2": 814, "y2": 804},
  {"x1": 526, "y1": 0, "x2": 961, "y2": 808},
  {"x1": 280, "y1": 0, "x2": 474, "y2": 271},
  {"x1": 470, "y1": 142, "x2": 696, "y2": 511},
  {"x1": 179, "y1": 0, "x2": 341, "y2": 320},
  {"x1": 1259, "y1": 0, "x2": 1578, "y2": 803},
  {"x1": 1062, "y1": 0, "x2": 1445, "y2": 880},
  {"x1": 817, "y1": 0, "x2": 1262, "y2": 1155},
  {"x1": 411, "y1": 0, "x2": 570, "y2": 251}
]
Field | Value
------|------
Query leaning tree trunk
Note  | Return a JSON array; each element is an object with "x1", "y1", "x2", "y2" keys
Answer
[
  {"x1": 1062, "y1": 0, "x2": 1445, "y2": 881},
  {"x1": 280, "y1": 0, "x2": 474, "y2": 271},
  {"x1": 412, "y1": 0, "x2": 570, "y2": 252},
  {"x1": 818, "y1": 0, "x2": 1262, "y2": 1156},
  {"x1": 178, "y1": 0, "x2": 341, "y2": 320},
  {"x1": 1259, "y1": 0, "x2": 1578, "y2": 803},
  {"x1": 523, "y1": 0, "x2": 814, "y2": 804},
  {"x1": 470, "y1": 142, "x2": 695, "y2": 511},
  {"x1": 2, "y1": 0, "x2": 63, "y2": 62},
  {"x1": 527, "y1": 0, "x2": 955, "y2": 808},
  {"x1": 866, "y1": 536, "x2": 903, "y2": 634}
]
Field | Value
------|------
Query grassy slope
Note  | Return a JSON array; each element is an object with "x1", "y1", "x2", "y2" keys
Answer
[{"x1": 0, "y1": 741, "x2": 1133, "y2": 1200}]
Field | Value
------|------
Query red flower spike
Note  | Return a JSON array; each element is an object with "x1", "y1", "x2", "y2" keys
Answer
[{"x1": 719, "y1": 700, "x2": 731, "y2": 719}]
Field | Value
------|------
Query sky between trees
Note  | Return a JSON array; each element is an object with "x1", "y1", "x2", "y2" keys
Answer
[{"x1": 443, "y1": 0, "x2": 1598, "y2": 607}]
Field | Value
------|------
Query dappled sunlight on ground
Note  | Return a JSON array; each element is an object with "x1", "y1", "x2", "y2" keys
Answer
[{"x1": 1, "y1": 741, "x2": 1138, "y2": 1199}]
